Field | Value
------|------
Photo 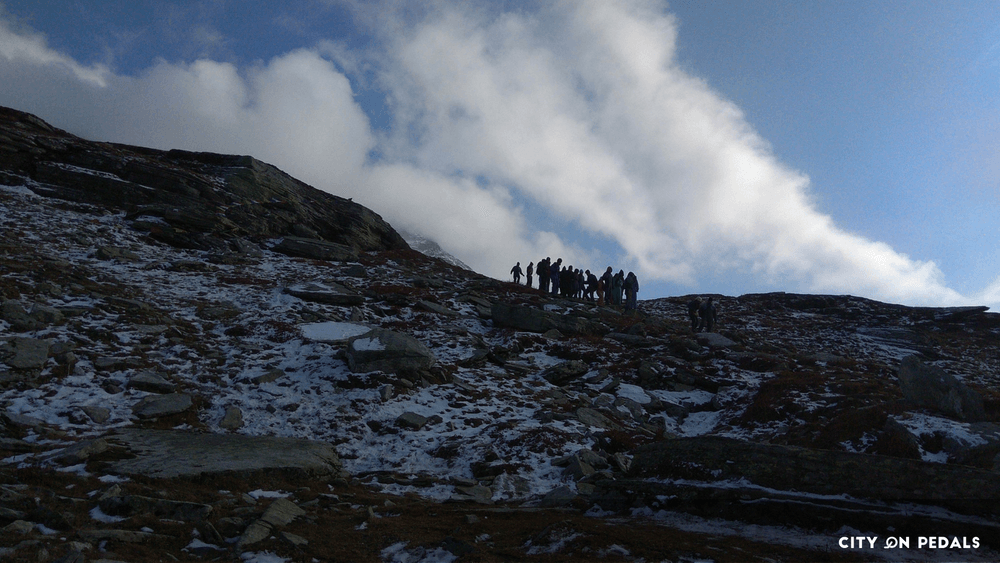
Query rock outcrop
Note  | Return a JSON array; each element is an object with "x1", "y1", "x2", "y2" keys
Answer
[
  {"x1": 106, "y1": 428, "x2": 344, "y2": 480},
  {"x1": 345, "y1": 329, "x2": 436, "y2": 374},
  {"x1": 898, "y1": 355, "x2": 986, "y2": 422},
  {"x1": 0, "y1": 106, "x2": 407, "y2": 254}
]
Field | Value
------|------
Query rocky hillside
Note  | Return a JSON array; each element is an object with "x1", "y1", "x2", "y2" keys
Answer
[{"x1": 3, "y1": 108, "x2": 1000, "y2": 562}]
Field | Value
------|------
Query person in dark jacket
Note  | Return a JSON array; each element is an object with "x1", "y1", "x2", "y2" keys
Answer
[
  {"x1": 612, "y1": 270, "x2": 625, "y2": 307},
  {"x1": 550, "y1": 259, "x2": 562, "y2": 295},
  {"x1": 526, "y1": 262, "x2": 534, "y2": 289},
  {"x1": 539, "y1": 258, "x2": 550, "y2": 292},
  {"x1": 585, "y1": 270, "x2": 598, "y2": 301},
  {"x1": 624, "y1": 271, "x2": 639, "y2": 311},
  {"x1": 510, "y1": 262, "x2": 523, "y2": 284},
  {"x1": 687, "y1": 298, "x2": 702, "y2": 331},
  {"x1": 699, "y1": 297, "x2": 717, "y2": 332}
]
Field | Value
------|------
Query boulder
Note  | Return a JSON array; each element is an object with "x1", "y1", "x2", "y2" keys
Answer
[
  {"x1": 576, "y1": 408, "x2": 625, "y2": 432},
  {"x1": 237, "y1": 497, "x2": 307, "y2": 549},
  {"x1": 2, "y1": 337, "x2": 50, "y2": 369},
  {"x1": 127, "y1": 371, "x2": 175, "y2": 394},
  {"x1": 396, "y1": 412, "x2": 430, "y2": 430},
  {"x1": 542, "y1": 360, "x2": 590, "y2": 386},
  {"x1": 219, "y1": 406, "x2": 244, "y2": 430},
  {"x1": 107, "y1": 428, "x2": 344, "y2": 480},
  {"x1": 132, "y1": 393, "x2": 193, "y2": 419},
  {"x1": 346, "y1": 329, "x2": 436, "y2": 374},
  {"x1": 898, "y1": 355, "x2": 986, "y2": 422}
]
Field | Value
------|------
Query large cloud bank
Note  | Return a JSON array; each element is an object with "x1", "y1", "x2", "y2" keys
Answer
[{"x1": 0, "y1": 1, "x2": 981, "y2": 306}]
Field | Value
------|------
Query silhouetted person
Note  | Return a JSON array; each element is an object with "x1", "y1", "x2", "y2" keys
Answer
[
  {"x1": 510, "y1": 262, "x2": 523, "y2": 284},
  {"x1": 612, "y1": 270, "x2": 625, "y2": 307},
  {"x1": 539, "y1": 258, "x2": 550, "y2": 292},
  {"x1": 624, "y1": 271, "x2": 639, "y2": 311},
  {"x1": 585, "y1": 270, "x2": 598, "y2": 301},
  {"x1": 526, "y1": 262, "x2": 534, "y2": 289},
  {"x1": 699, "y1": 297, "x2": 717, "y2": 332},
  {"x1": 687, "y1": 297, "x2": 702, "y2": 331},
  {"x1": 550, "y1": 259, "x2": 562, "y2": 295}
]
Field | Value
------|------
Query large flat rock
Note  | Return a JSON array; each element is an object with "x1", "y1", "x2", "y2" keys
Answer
[{"x1": 106, "y1": 428, "x2": 343, "y2": 480}]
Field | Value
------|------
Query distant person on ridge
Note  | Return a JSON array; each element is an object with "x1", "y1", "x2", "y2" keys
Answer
[
  {"x1": 624, "y1": 271, "x2": 639, "y2": 312},
  {"x1": 510, "y1": 262, "x2": 523, "y2": 285},
  {"x1": 599, "y1": 267, "x2": 613, "y2": 306},
  {"x1": 539, "y1": 258, "x2": 550, "y2": 292},
  {"x1": 687, "y1": 297, "x2": 702, "y2": 331},
  {"x1": 585, "y1": 270, "x2": 598, "y2": 302},
  {"x1": 526, "y1": 262, "x2": 534, "y2": 289},
  {"x1": 612, "y1": 270, "x2": 625, "y2": 307},
  {"x1": 550, "y1": 259, "x2": 562, "y2": 295},
  {"x1": 699, "y1": 297, "x2": 717, "y2": 332}
]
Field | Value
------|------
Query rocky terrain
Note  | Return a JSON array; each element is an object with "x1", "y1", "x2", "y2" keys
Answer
[{"x1": 2, "y1": 106, "x2": 1000, "y2": 562}]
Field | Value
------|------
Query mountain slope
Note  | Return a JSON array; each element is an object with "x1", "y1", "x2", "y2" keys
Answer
[{"x1": 2, "y1": 108, "x2": 1000, "y2": 562}]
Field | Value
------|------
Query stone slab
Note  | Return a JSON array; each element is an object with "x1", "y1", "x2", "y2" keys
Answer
[{"x1": 106, "y1": 428, "x2": 343, "y2": 480}]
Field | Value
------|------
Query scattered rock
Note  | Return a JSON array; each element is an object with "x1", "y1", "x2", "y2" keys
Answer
[
  {"x1": 127, "y1": 371, "x2": 175, "y2": 394},
  {"x1": 237, "y1": 497, "x2": 306, "y2": 549},
  {"x1": 80, "y1": 405, "x2": 111, "y2": 424},
  {"x1": 396, "y1": 412, "x2": 430, "y2": 430},
  {"x1": 542, "y1": 360, "x2": 589, "y2": 386},
  {"x1": 576, "y1": 408, "x2": 625, "y2": 432},
  {"x1": 219, "y1": 406, "x2": 244, "y2": 430},
  {"x1": 2, "y1": 337, "x2": 50, "y2": 369}
]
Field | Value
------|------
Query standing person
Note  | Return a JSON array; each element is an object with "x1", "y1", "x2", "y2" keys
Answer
[
  {"x1": 585, "y1": 270, "x2": 598, "y2": 302},
  {"x1": 624, "y1": 271, "x2": 639, "y2": 311},
  {"x1": 699, "y1": 297, "x2": 717, "y2": 332},
  {"x1": 526, "y1": 262, "x2": 534, "y2": 289},
  {"x1": 510, "y1": 262, "x2": 523, "y2": 284},
  {"x1": 687, "y1": 297, "x2": 702, "y2": 331},
  {"x1": 599, "y1": 267, "x2": 613, "y2": 306},
  {"x1": 612, "y1": 270, "x2": 625, "y2": 307},
  {"x1": 550, "y1": 259, "x2": 562, "y2": 296},
  {"x1": 539, "y1": 258, "x2": 550, "y2": 293}
]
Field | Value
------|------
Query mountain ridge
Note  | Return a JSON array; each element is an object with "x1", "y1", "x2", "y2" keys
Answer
[{"x1": 2, "y1": 107, "x2": 1000, "y2": 561}]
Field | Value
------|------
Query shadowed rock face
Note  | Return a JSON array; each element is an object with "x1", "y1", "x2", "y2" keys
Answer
[
  {"x1": 0, "y1": 106, "x2": 407, "y2": 253},
  {"x1": 107, "y1": 428, "x2": 343, "y2": 480}
]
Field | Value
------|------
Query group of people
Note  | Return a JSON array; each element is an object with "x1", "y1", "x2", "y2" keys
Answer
[
  {"x1": 686, "y1": 296, "x2": 718, "y2": 332},
  {"x1": 510, "y1": 259, "x2": 640, "y2": 311}
]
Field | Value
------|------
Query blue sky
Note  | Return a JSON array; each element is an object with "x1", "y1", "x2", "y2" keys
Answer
[{"x1": 1, "y1": 1, "x2": 998, "y2": 308}]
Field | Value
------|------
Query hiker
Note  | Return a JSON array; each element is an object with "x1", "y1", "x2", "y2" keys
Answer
[
  {"x1": 687, "y1": 297, "x2": 702, "y2": 331},
  {"x1": 599, "y1": 267, "x2": 613, "y2": 306},
  {"x1": 526, "y1": 262, "x2": 534, "y2": 289},
  {"x1": 624, "y1": 271, "x2": 639, "y2": 311},
  {"x1": 585, "y1": 270, "x2": 598, "y2": 302},
  {"x1": 510, "y1": 262, "x2": 523, "y2": 284},
  {"x1": 539, "y1": 258, "x2": 550, "y2": 293},
  {"x1": 550, "y1": 259, "x2": 562, "y2": 295},
  {"x1": 699, "y1": 297, "x2": 717, "y2": 332},
  {"x1": 611, "y1": 270, "x2": 625, "y2": 307}
]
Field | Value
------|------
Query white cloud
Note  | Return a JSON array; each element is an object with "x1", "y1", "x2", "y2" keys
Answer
[{"x1": 0, "y1": 1, "x2": 984, "y2": 305}]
